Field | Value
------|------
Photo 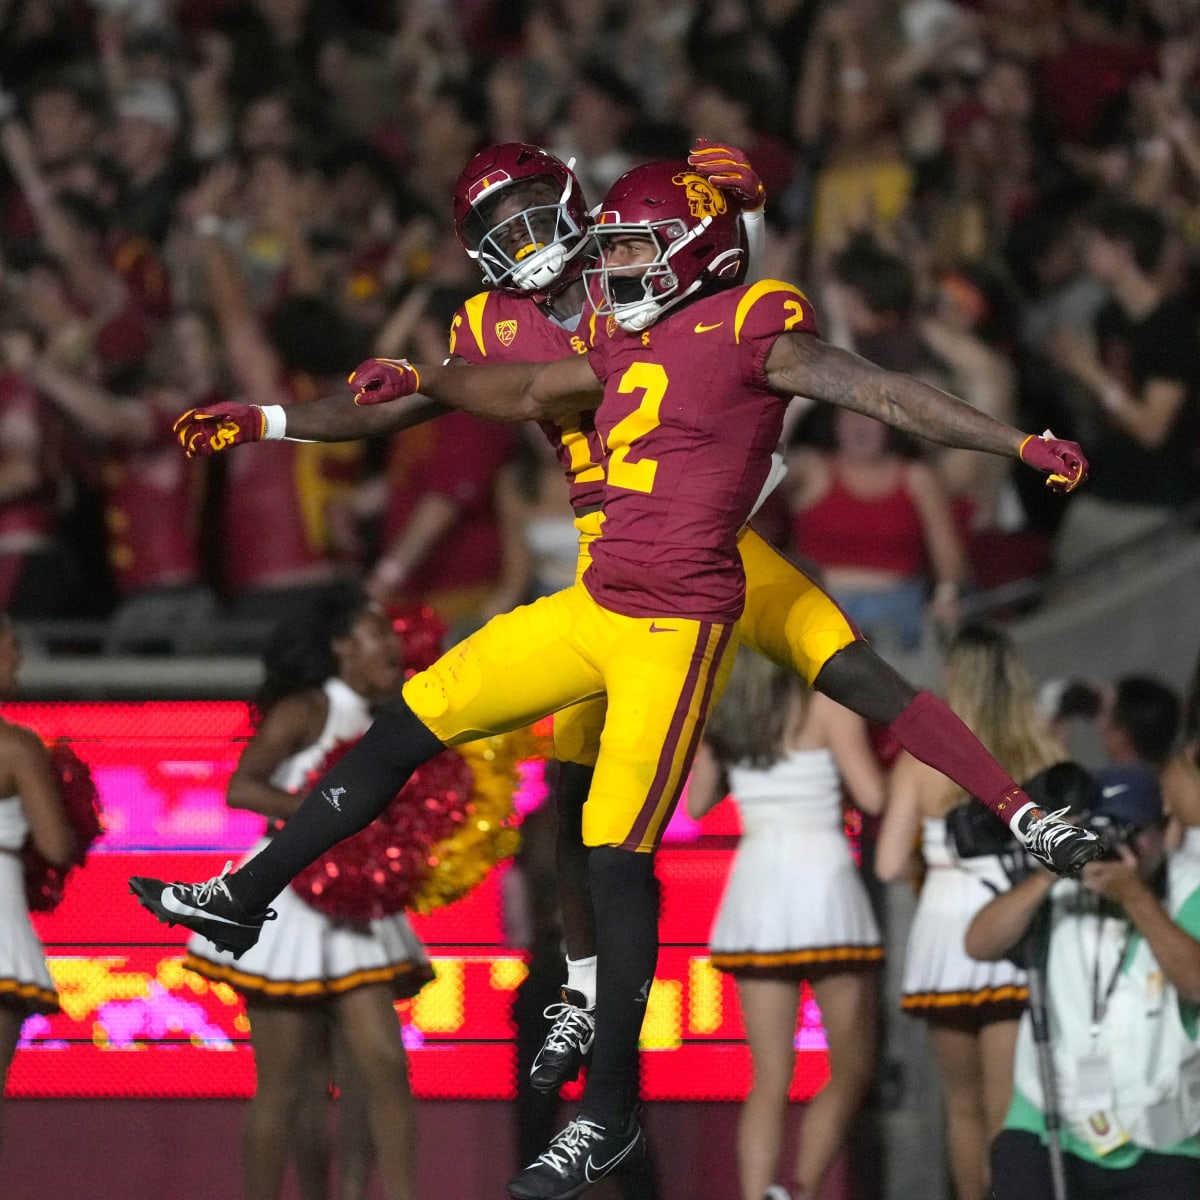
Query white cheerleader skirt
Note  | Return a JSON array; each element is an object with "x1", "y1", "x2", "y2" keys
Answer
[
  {"x1": 0, "y1": 851, "x2": 59, "y2": 1014},
  {"x1": 184, "y1": 838, "x2": 434, "y2": 1002},
  {"x1": 709, "y1": 826, "x2": 882, "y2": 978},
  {"x1": 900, "y1": 861, "x2": 1027, "y2": 1023}
]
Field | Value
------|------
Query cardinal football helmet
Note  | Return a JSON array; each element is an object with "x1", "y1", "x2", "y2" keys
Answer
[
  {"x1": 452, "y1": 143, "x2": 590, "y2": 297},
  {"x1": 586, "y1": 160, "x2": 746, "y2": 332}
]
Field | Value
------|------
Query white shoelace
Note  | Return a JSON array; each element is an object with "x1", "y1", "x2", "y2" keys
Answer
[
  {"x1": 189, "y1": 861, "x2": 235, "y2": 907},
  {"x1": 541, "y1": 1002, "x2": 595, "y2": 1052},
  {"x1": 1022, "y1": 807, "x2": 1086, "y2": 855},
  {"x1": 536, "y1": 1118, "x2": 604, "y2": 1175}
]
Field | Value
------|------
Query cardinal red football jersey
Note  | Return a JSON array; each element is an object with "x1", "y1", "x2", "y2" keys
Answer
[{"x1": 583, "y1": 279, "x2": 818, "y2": 623}]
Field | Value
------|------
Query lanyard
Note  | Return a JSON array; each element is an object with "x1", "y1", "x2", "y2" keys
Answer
[{"x1": 1090, "y1": 911, "x2": 1132, "y2": 1037}]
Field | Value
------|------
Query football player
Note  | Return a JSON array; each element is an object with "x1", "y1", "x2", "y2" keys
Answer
[{"x1": 149, "y1": 152, "x2": 1099, "y2": 1200}]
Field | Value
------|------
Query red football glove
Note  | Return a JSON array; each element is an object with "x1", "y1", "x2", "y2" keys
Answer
[
  {"x1": 687, "y1": 138, "x2": 765, "y2": 211},
  {"x1": 173, "y1": 401, "x2": 265, "y2": 458},
  {"x1": 348, "y1": 357, "x2": 421, "y2": 406},
  {"x1": 1019, "y1": 430, "x2": 1089, "y2": 493}
]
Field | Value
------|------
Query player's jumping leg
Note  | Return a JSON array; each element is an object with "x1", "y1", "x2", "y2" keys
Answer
[
  {"x1": 509, "y1": 613, "x2": 735, "y2": 1200},
  {"x1": 736, "y1": 528, "x2": 1100, "y2": 874},
  {"x1": 130, "y1": 699, "x2": 444, "y2": 954},
  {"x1": 530, "y1": 749, "x2": 601, "y2": 1093},
  {"x1": 132, "y1": 589, "x2": 610, "y2": 953}
]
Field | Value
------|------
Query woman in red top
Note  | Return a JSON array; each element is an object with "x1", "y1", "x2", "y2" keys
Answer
[{"x1": 789, "y1": 407, "x2": 967, "y2": 653}]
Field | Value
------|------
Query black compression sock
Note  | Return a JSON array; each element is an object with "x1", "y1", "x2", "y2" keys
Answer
[
  {"x1": 555, "y1": 760, "x2": 596, "y2": 961},
  {"x1": 582, "y1": 846, "x2": 660, "y2": 1129},
  {"x1": 229, "y1": 698, "x2": 445, "y2": 912}
]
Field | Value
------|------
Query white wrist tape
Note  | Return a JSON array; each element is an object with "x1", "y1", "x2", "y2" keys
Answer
[{"x1": 258, "y1": 404, "x2": 287, "y2": 441}]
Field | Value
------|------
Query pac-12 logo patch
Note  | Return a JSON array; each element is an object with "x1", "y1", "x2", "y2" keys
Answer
[{"x1": 495, "y1": 319, "x2": 517, "y2": 346}]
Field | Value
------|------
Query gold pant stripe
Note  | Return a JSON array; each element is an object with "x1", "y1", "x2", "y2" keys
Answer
[{"x1": 625, "y1": 621, "x2": 734, "y2": 850}]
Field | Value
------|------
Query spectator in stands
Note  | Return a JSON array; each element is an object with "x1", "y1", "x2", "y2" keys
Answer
[
  {"x1": 180, "y1": 168, "x2": 365, "y2": 631},
  {"x1": 788, "y1": 402, "x2": 967, "y2": 654},
  {"x1": 1099, "y1": 675, "x2": 1182, "y2": 771},
  {"x1": 0, "y1": 69, "x2": 104, "y2": 245},
  {"x1": 357, "y1": 287, "x2": 516, "y2": 634},
  {"x1": 27, "y1": 310, "x2": 221, "y2": 653},
  {"x1": 0, "y1": 309, "x2": 72, "y2": 618},
  {"x1": 796, "y1": 3, "x2": 915, "y2": 270},
  {"x1": 547, "y1": 64, "x2": 640, "y2": 204},
  {"x1": 1044, "y1": 199, "x2": 1200, "y2": 569},
  {"x1": 109, "y1": 78, "x2": 191, "y2": 246}
]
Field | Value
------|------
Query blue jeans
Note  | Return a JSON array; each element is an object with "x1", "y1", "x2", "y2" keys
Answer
[{"x1": 831, "y1": 578, "x2": 927, "y2": 653}]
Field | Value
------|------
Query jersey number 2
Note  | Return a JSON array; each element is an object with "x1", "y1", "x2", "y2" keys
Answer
[{"x1": 606, "y1": 362, "x2": 665, "y2": 494}]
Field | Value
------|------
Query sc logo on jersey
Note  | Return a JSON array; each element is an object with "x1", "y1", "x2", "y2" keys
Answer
[{"x1": 671, "y1": 172, "x2": 728, "y2": 220}]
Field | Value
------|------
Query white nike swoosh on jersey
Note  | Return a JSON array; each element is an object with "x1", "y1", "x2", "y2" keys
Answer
[
  {"x1": 161, "y1": 889, "x2": 243, "y2": 925},
  {"x1": 1101, "y1": 784, "x2": 1130, "y2": 798},
  {"x1": 584, "y1": 1133, "x2": 640, "y2": 1183}
]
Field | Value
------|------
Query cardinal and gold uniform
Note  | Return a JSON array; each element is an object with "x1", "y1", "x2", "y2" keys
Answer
[
  {"x1": 448, "y1": 289, "x2": 609, "y2": 767},
  {"x1": 404, "y1": 280, "x2": 856, "y2": 850},
  {"x1": 446, "y1": 286, "x2": 858, "y2": 780}
]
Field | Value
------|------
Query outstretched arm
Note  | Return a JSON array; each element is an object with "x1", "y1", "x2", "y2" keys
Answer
[
  {"x1": 766, "y1": 332, "x2": 1025, "y2": 455},
  {"x1": 764, "y1": 331, "x2": 1087, "y2": 490},
  {"x1": 270, "y1": 391, "x2": 447, "y2": 442},
  {"x1": 350, "y1": 353, "x2": 603, "y2": 423}
]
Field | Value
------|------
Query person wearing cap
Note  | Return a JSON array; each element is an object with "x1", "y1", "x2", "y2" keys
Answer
[
  {"x1": 966, "y1": 763, "x2": 1200, "y2": 1199},
  {"x1": 111, "y1": 77, "x2": 188, "y2": 244}
]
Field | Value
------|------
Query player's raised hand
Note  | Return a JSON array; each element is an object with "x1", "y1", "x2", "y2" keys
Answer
[
  {"x1": 348, "y1": 357, "x2": 421, "y2": 406},
  {"x1": 1019, "y1": 430, "x2": 1089, "y2": 493},
  {"x1": 173, "y1": 401, "x2": 265, "y2": 458},
  {"x1": 687, "y1": 138, "x2": 765, "y2": 211}
]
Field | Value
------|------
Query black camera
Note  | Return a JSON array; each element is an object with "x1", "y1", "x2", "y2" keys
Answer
[
  {"x1": 1085, "y1": 813, "x2": 1140, "y2": 862},
  {"x1": 945, "y1": 801, "x2": 1018, "y2": 859},
  {"x1": 946, "y1": 761, "x2": 1098, "y2": 861}
]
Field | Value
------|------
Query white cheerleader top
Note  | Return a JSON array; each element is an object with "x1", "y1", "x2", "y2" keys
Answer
[
  {"x1": 727, "y1": 748, "x2": 843, "y2": 835},
  {"x1": 0, "y1": 794, "x2": 28, "y2": 851},
  {"x1": 270, "y1": 678, "x2": 374, "y2": 794}
]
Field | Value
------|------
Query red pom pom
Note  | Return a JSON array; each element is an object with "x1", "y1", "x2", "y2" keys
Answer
[
  {"x1": 24, "y1": 742, "x2": 104, "y2": 913},
  {"x1": 291, "y1": 739, "x2": 475, "y2": 922},
  {"x1": 384, "y1": 604, "x2": 447, "y2": 678}
]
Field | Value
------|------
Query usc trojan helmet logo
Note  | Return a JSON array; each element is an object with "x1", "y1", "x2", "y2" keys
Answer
[{"x1": 672, "y1": 172, "x2": 728, "y2": 219}]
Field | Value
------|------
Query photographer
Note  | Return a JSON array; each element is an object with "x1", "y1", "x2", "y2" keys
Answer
[{"x1": 965, "y1": 763, "x2": 1200, "y2": 1199}]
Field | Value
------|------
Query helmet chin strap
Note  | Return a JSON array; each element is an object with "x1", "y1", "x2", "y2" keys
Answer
[{"x1": 612, "y1": 277, "x2": 704, "y2": 332}]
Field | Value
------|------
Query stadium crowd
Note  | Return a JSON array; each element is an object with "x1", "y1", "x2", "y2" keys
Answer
[{"x1": 0, "y1": 0, "x2": 1197, "y2": 656}]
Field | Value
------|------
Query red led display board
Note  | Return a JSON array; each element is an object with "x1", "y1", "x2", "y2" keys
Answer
[{"x1": 8, "y1": 703, "x2": 831, "y2": 1102}]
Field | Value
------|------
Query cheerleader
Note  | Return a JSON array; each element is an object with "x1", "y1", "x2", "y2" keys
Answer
[
  {"x1": 876, "y1": 625, "x2": 1065, "y2": 1200},
  {"x1": 184, "y1": 588, "x2": 431, "y2": 1200},
  {"x1": 0, "y1": 613, "x2": 78, "y2": 1148},
  {"x1": 687, "y1": 648, "x2": 885, "y2": 1200}
]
